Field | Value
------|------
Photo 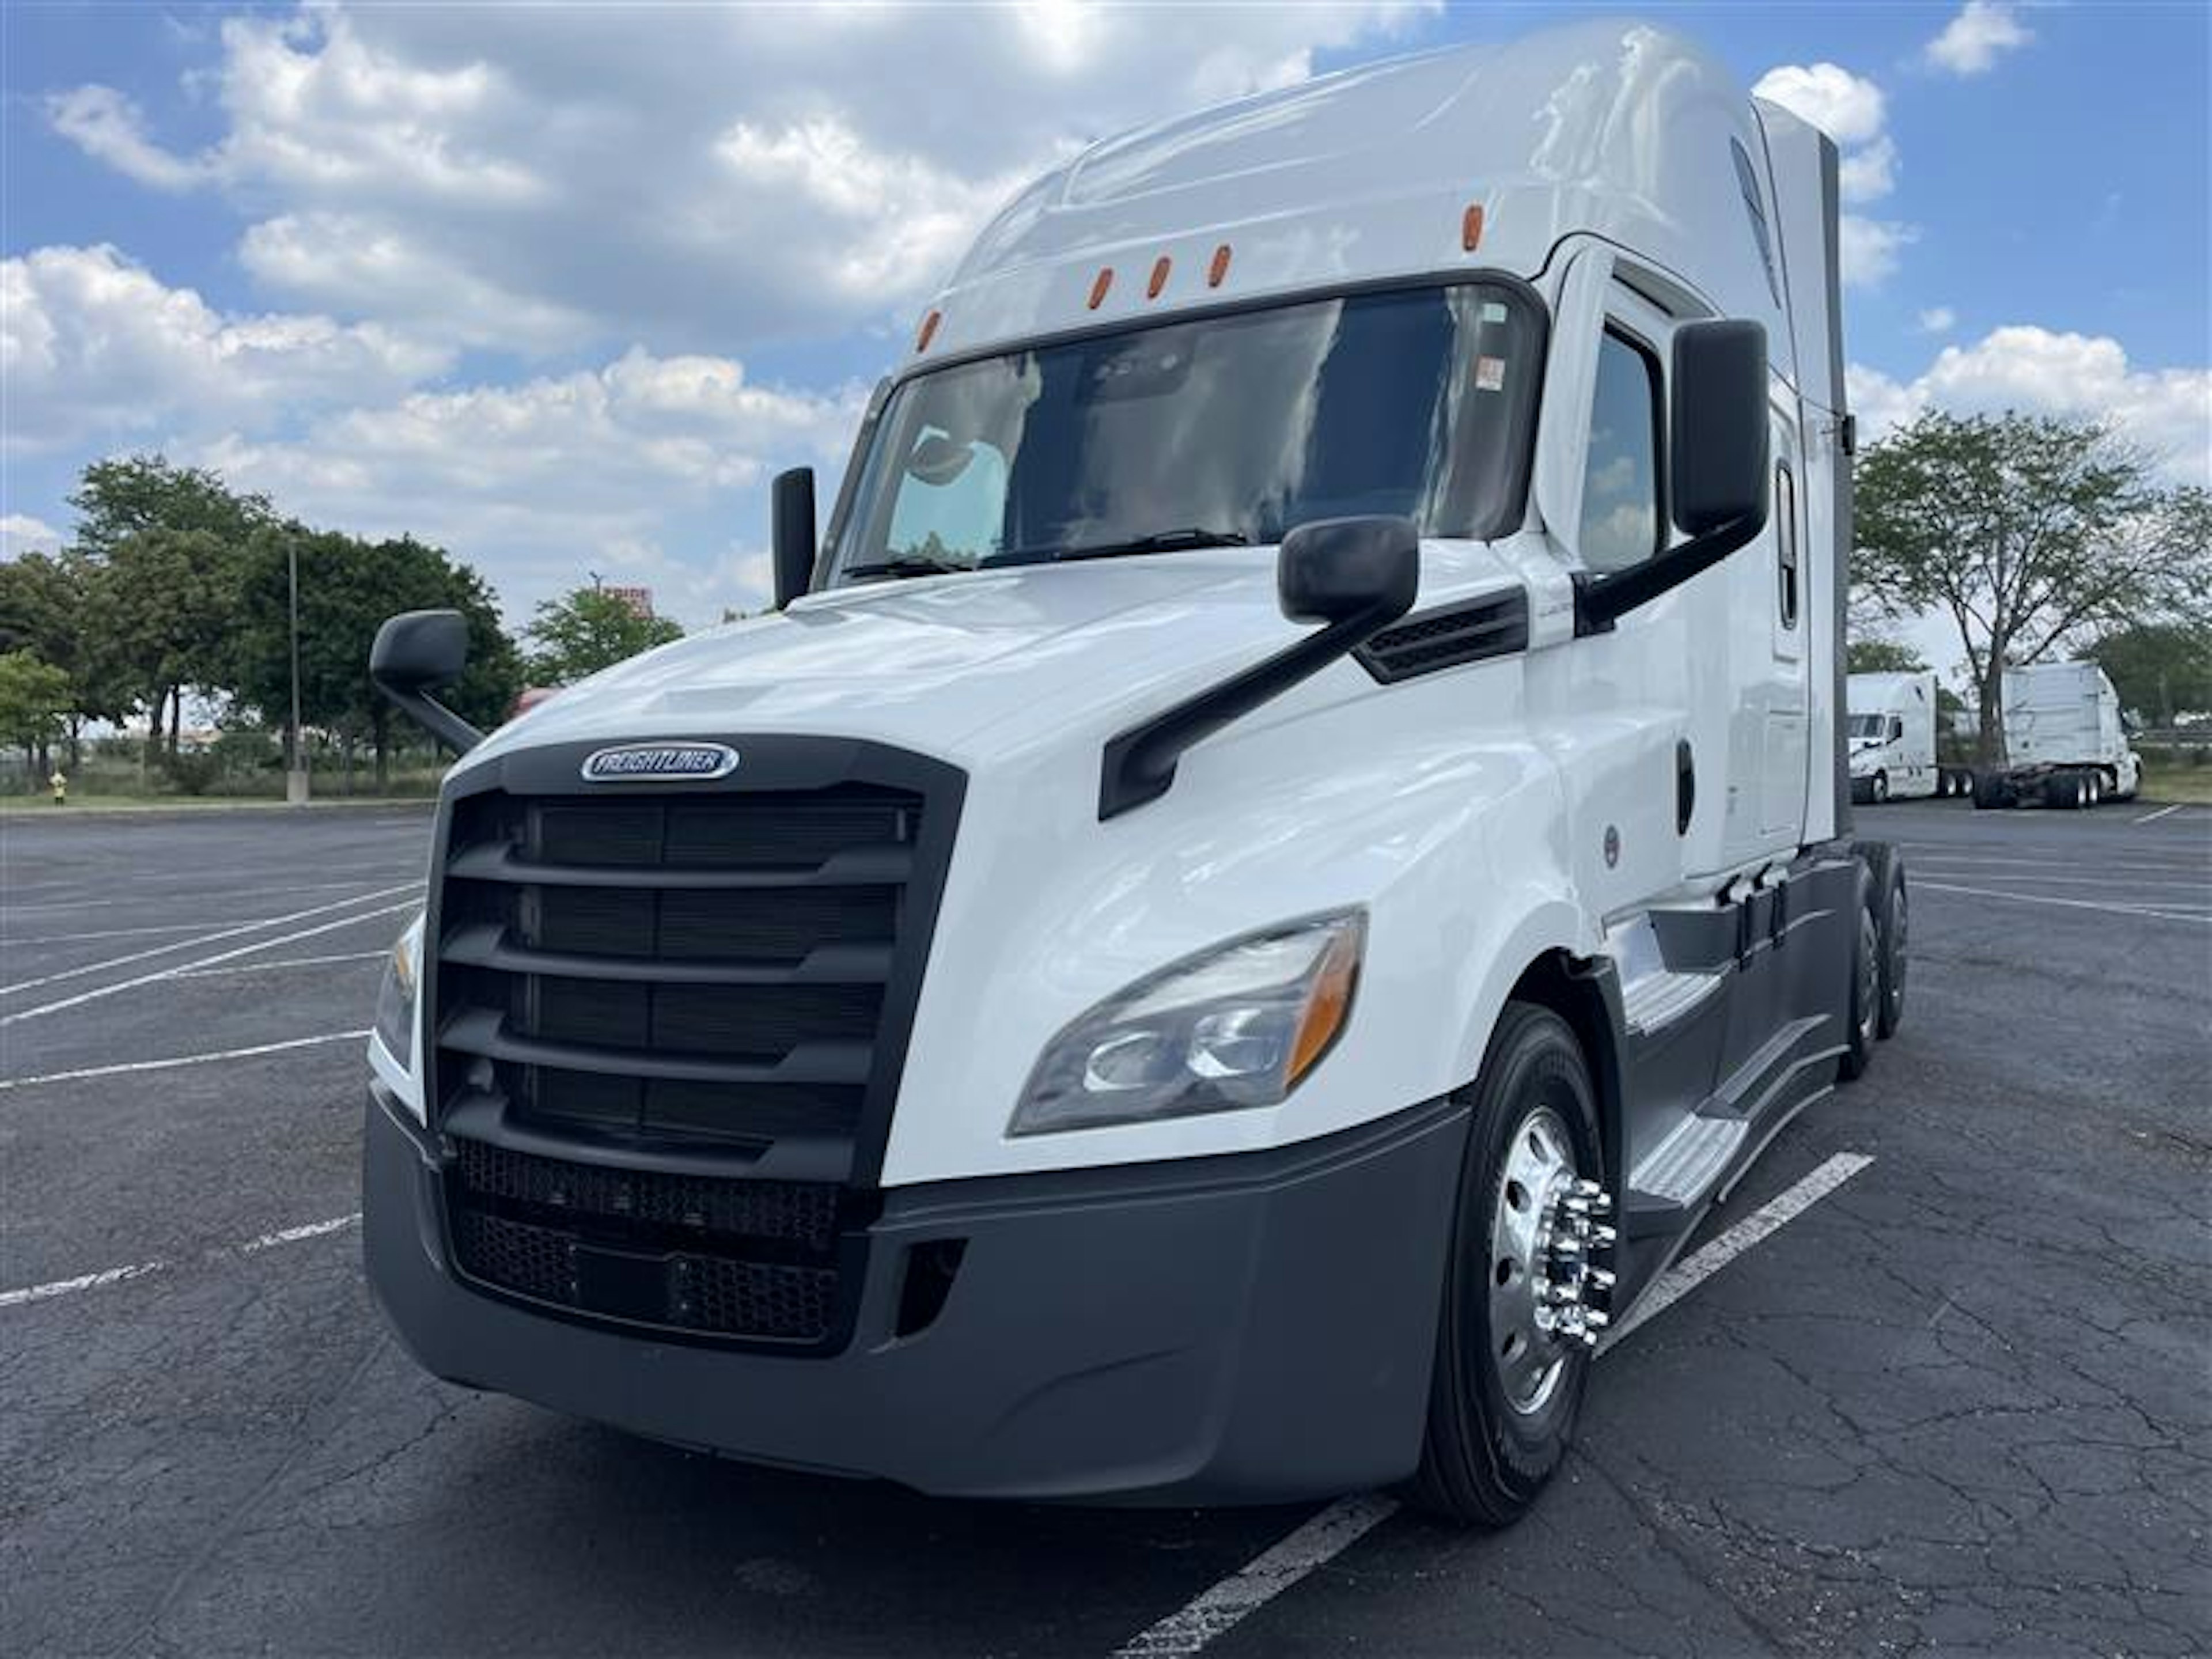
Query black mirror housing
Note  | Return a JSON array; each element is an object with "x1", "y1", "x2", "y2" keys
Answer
[
  {"x1": 772, "y1": 467, "x2": 817, "y2": 611},
  {"x1": 1579, "y1": 320, "x2": 1770, "y2": 631},
  {"x1": 370, "y1": 609, "x2": 469, "y2": 692},
  {"x1": 1670, "y1": 319, "x2": 1770, "y2": 537},
  {"x1": 1278, "y1": 515, "x2": 1422, "y2": 627},
  {"x1": 370, "y1": 609, "x2": 482, "y2": 755}
]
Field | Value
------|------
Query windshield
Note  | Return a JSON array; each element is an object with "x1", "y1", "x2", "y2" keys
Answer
[
  {"x1": 825, "y1": 282, "x2": 1542, "y2": 584},
  {"x1": 1847, "y1": 714, "x2": 1888, "y2": 739}
]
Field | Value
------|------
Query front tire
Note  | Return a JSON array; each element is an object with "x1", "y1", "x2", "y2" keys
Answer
[
  {"x1": 1405, "y1": 1003, "x2": 1603, "y2": 1529},
  {"x1": 1872, "y1": 771, "x2": 1889, "y2": 804}
]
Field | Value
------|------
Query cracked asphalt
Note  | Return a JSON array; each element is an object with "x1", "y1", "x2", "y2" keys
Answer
[{"x1": 3, "y1": 799, "x2": 2207, "y2": 1657}]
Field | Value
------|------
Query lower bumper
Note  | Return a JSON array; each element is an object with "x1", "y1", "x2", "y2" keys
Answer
[{"x1": 363, "y1": 1088, "x2": 1468, "y2": 1504}]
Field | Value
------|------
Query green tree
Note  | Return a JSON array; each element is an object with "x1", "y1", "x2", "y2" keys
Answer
[
  {"x1": 69, "y1": 454, "x2": 271, "y2": 558},
  {"x1": 62, "y1": 456, "x2": 271, "y2": 760},
  {"x1": 1846, "y1": 638, "x2": 1928, "y2": 675},
  {"x1": 2088, "y1": 622, "x2": 2212, "y2": 727},
  {"x1": 1855, "y1": 411, "x2": 2211, "y2": 763},
  {"x1": 79, "y1": 526, "x2": 244, "y2": 759},
  {"x1": 0, "y1": 650, "x2": 74, "y2": 774},
  {"x1": 231, "y1": 529, "x2": 522, "y2": 787},
  {"x1": 0, "y1": 552, "x2": 123, "y2": 763},
  {"x1": 525, "y1": 587, "x2": 684, "y2": 683}
]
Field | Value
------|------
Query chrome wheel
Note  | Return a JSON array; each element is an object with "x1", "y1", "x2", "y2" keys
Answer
[{"x1": 1486, "y1": 1108, "x2": 1611, "y2": 1415}]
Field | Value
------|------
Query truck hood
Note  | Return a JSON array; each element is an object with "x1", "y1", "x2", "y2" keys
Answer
[{"x1": 468, "y1": 550, "x2": 1519, "y2": 774}]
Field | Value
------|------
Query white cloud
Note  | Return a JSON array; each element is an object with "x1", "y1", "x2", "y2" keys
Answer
[
  {"x1": 1753, "y1": 62, "x2": 1908, "y2": 286},
  {"x1": 1836, "y1": 134, "x2": 1897, "y2": 205},
  {"x1": 1918, "y1": 306, "x2": 1957, "y2": 335},
  {"x1": 1849, "y1": 327, "x2": 2212, "y2": 485},
  {"x1": 1838, "y1": 216, "x2": 1916, "y2": 289},
  {"x1": 1925, "y1": 2, "x2": 2033, "y2": 77},
  {"x1": 189, "y1": 350, "x2": 870, "y2": 622},
  {"x1": 1752, "y1": 63, "x2": 1885, "y2": 147},
  {"x1": 2, "y1": 244, "x2": 450, "y2": 451},
  {"x1": 1, "y1": 514, "x2": 65, "y2": 558},
  {"x1": 45, "y1": 4, "x2": 1431, "y2": 354}
]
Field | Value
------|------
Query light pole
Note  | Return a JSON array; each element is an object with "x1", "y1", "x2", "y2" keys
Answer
[{"x1": 286, "y1": 539, "x2": 310, "y2": 805}]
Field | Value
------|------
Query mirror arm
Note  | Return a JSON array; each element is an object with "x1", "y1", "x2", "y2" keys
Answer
[
  {"x1": 1573, "y1": 510, "x2": 1767, "y2": 635},
  {"x1": 1099, "y1": 596, "x2": 1404, "y2": 821},
  {"x1": 373, "y1": 678, "x2": 484, "y2": 756}
]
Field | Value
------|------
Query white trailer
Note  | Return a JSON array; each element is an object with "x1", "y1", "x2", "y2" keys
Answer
[
  {"x1": 1974, "y1": 660, "x2": 2142, "y2": 809},
  {"x1": 359, "y1": 20, "x2": 1908, "y2": 1528},
  {"x1": 1847, "y1": 671, "x2": 1941, "y2": 802}
]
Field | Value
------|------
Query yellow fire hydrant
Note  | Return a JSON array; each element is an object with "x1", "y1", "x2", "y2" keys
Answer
[{"x1": 50, "y1": 768, "x2": 66, "y2": 806}]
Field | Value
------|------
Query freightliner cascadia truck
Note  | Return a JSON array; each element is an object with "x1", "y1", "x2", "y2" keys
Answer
[
  {"x1": 1846, "y1": 671, "x2": 1941, "y2": 802},
  {"x1": 361, "y1": 21, "x2": 1910, "y2": 1527},
  {"x1": 1971, "y1": 660, "x2": 2142, "y2": 810}
]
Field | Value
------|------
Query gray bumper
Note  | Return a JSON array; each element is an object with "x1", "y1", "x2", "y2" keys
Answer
[{"x1": 363, "y1": 1088, "x2": 1468, "y2": 1505}]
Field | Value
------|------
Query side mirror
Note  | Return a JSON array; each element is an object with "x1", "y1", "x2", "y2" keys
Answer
[
  {"x1": 370, "y1": 609, "x2": 483, "y2": 754},
  {"x1": 1579, "y1": 320, "x2": 1770, "y2": 630},
  {"x1": 772, "y1": 467, "x2": 817, "y2": 611},
  {"x1": 1099, "y1": 516, "x2": 1420, "y2": 819},
  {"x1": 1278, "y1": 515, "x2": 1422, "y2": 627}
]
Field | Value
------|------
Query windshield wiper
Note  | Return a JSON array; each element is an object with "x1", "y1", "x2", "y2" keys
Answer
[
  {"x1": 840, "y1": 554, "x2": 976, "y2": 581},
  {"x1": 990, "y1": 527, "x2": 1253, "y2": 567}
]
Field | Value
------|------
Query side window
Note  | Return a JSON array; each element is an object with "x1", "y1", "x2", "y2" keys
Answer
[
  {"x1": 1580, "y1": 330, "x2": 1662, "y2": 575},
  {"x1": 882, "y1": 427, "x2": 1010, "y2": 566},
  {"x1": 1774, "y1": 461, "x2": 1799, "y2": 628}
]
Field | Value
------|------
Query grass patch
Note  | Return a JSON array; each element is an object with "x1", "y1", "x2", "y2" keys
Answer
[{"x1": 2138, "y1": 765, "x2": 2212, "y2": 806}]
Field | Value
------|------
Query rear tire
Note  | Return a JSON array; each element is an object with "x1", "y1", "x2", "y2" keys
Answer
[
  {"x1": 2085, "y1": 772, "x2": 2103, "y2": 808},
  {"x1": 1972, "y1": 770, "x2": 2006, "y2": 810},
  {"x1": 1838, "y1": 862, "x2": 1879, "y2": 1081},
  {"x1": 1404, "y1": 1003, "x2": 1601, "y2": 1529}
]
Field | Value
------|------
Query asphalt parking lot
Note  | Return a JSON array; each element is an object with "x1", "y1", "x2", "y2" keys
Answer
[{"x1": 3, "y1": 798, "x2": 2207, "y2": 1657}]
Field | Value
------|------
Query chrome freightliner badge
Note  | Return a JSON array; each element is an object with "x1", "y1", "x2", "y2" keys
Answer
[{"x1": 579, "y1": 742, "x2": 740, "y2": 782}]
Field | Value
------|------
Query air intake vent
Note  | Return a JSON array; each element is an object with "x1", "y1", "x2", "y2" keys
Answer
[{"x1": 1354, "y1": 590, "x2": 1529, "y2": 684}]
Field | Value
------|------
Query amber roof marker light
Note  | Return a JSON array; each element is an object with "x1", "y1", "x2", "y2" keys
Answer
[
  {"x1": 1208, "y1": 244, "x2": 1233, "y2": 287},
  {"x1": 914, "y1": 309, "x2": 942, "y2": 353},
  {"x1": 1461, "y1": 203, "x2": 1485, "y2": 252},
  {"x1": 1088, "y1": 268, "x2": 1115, "y2": 310},
  {"x1": 1147, "y1": 256, "x2": 1172, "y2": 300}
]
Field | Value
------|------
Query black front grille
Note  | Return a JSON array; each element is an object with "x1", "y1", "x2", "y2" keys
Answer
[{"x1": 425, "y1": 739, "x2": 964, "y2": 1351}]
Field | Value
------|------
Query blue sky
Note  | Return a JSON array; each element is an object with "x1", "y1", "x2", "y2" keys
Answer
[{"x1": 5, "y1": 1, "x2": 2206, "y2": 649}]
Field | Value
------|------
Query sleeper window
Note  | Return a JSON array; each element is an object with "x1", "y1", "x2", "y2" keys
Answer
[{"x1": 1580, "y1": 331, "x2": 1662, "y2": 574}]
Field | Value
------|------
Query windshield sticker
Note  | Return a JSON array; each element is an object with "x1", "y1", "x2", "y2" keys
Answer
[
  {"x1": 1475, "y1": 356, "x2": 1508, "y2": 392},
  {"x1": 1480, "y1": 302, "x2": 1510, "y2": 324}
]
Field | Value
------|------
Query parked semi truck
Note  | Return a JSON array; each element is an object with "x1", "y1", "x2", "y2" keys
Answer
[
  {"x1": 361, "y1": 21, "x2": 1908, "y2": 1527},
  {"x1": 1972, "y1": 660, "x2": 2142, "y2": 810},
  {"x1": 1846, "y1": 671, "x2": 1942, "y2": 802}
]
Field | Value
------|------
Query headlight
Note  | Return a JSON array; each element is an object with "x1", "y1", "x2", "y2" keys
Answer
[
  {"x1": 373, "y1": 916, "x2": 423, "y2": 1073},
  {"x1": 1010, "y1": 910, "x2": 1364, "y2": 1137}
]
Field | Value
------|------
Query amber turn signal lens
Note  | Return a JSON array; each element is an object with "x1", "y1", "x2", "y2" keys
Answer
[{"x1": 1286, "y1": 929, "x2": 1360, "y2": 1087}]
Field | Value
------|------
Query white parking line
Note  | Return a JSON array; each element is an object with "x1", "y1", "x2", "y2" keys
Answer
[
  {"x1": 1, "y1": 881, "x2": 419, "y2": 999},
  {"x1": 3, "y1": 899, "x2": 418, "y2": 1025},
  {"x1": 1915, "y1": 879, "x2": 2212, "y2": 926},
  {"x1": 2134, "y1": 804, "x2": 2185, "y2": 825},
  {"x1": 2, "y1": 920, "x2": 253, "y2": 949},
  {"x1": 0, "y1": 1214, "x2": 359, "y2": 1310},
  {"x1": 1110, "y1": 1152, "x2": 1876, "y2": 1658},
  {"x1": 0, "y1": 1029, "x2": 369, "y2": 1092},
  {"x1": 173, "y1": 950, "x2": 388, "y2": 980}
]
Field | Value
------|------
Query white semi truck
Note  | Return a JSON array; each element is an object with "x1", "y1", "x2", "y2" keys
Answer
[
  {"x1": 1847, "y1": 671, "x2": 1941, "y2": 803},
  {"x1": 1972, "y1": 660, "x2": 2142, "y2": 809},
  {"x1": 361, "y1": 21, "x2": 1908, "y2": 1527}
]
